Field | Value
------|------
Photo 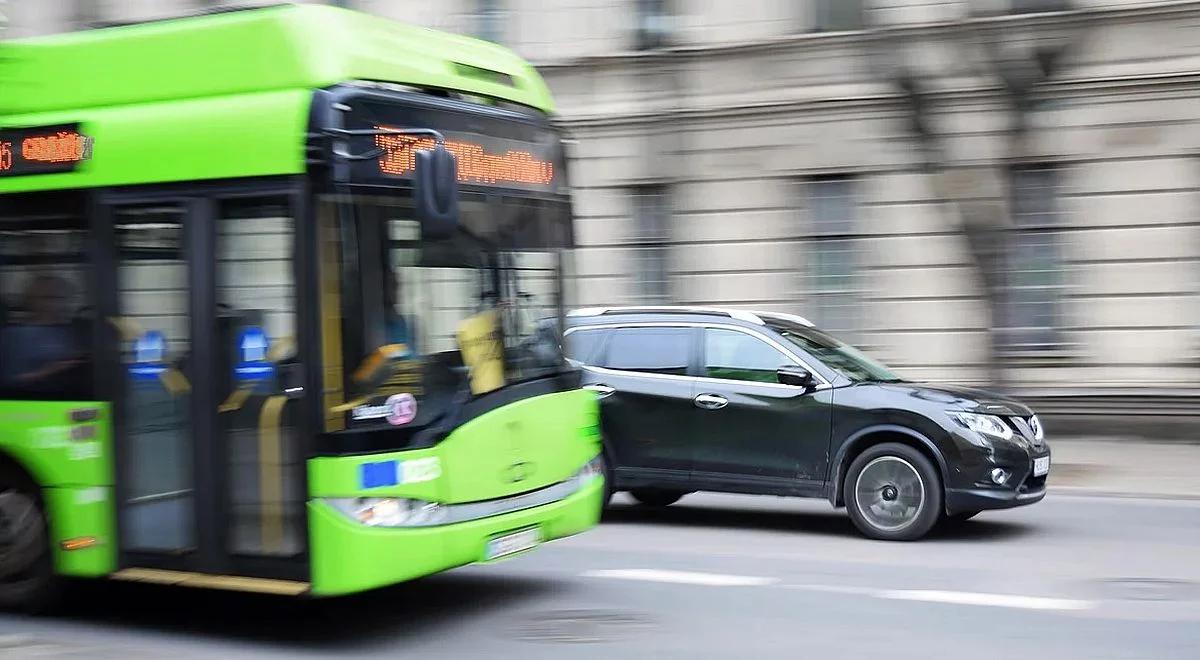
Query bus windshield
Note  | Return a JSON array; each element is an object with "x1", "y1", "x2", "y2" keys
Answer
[{"x1": 323, "y1": 190, "x2": 573, "y2": 436}]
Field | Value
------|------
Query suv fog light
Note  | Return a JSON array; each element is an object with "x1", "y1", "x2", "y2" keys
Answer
[{"x1": 990, "y1": 468, "x2": 1012, "y2": 485}]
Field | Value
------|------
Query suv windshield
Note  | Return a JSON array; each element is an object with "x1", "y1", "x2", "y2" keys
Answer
[{"x1": 768, "y1": 322, "x2": 902, "y2": 383}]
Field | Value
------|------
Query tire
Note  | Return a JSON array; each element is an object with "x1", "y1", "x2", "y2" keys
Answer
[
  {"x1": 0, "y1": 485, "x2": 58, "y2": 613},
  {"x1": 844, "y1": 443, "x2": 942, "y2": 541},
  {"x1": 599, "y1": 453, "x2": 614, "y2": 510},
  {"x1": 629, "y1": 489, "x2": 684, "y2": 508}
]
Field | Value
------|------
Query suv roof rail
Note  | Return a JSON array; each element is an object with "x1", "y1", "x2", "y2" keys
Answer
[
  {"x1": 567, "y1": 306, "x2": 765, "y2": 325},
  {"x1": 754, "y1": 311, "x2": 815, "y2": 328}
]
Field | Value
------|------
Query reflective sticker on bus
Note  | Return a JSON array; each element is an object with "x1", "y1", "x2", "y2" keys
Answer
[
  {"x1": 69, "y1": 442, "x2": 101, "y2": 461},
  {"x1": 358, "y1": 457, "x2": 442, "y2": 490},
  {"x1": 399, "y1": 457, "x2": 441, "y2": 484},
  {"x1": 386, "y1": 393, "x2": 417, "y2": 426}
]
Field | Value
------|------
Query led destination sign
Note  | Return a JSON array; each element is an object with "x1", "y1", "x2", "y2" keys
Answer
[
  {"x1": 343, "y1": 100, "x2": 565, "y2": 195},
  {"x1": 375, "y1": 130, "x2": 555, "y2": 188},
  {"x1": 0, "y1": 124, "x2": 93, "y2": 177}
]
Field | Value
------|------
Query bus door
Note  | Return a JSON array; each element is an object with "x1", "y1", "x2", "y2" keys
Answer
[{"x1": 104, "y1": 191, "x2": 309, "y2": 578}]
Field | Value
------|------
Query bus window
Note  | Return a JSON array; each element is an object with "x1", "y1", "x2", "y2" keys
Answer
[
  {"x1": 215, "y1": 197, "x2": 302, "y2": 557},
  {"x1": 0, "y1": 211, "x2": 93, "y2": 400},
  {"x1": 115, "y1": 206, "x2": 193, "y2": 552}
]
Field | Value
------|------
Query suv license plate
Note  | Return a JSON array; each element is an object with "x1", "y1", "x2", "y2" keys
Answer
[
  {"x1": 1033, "y1": 456, "x2": 1050, "y2": 477},
  {"x1": 485, "y1": 528, "x2": 541, "y2": 561}
]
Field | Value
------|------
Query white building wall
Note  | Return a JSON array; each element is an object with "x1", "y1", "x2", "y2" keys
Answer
[{"x1": 9, "y1": 0, "x2": 1200, "y2": 393}]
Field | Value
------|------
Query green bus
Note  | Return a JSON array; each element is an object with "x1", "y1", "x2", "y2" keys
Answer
[{"x1": 0, "y1": 4, "x2": 603, "y2": 609}]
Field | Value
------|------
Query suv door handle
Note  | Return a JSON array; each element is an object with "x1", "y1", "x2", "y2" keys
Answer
[
  {"x1": 584, "y1": 384, "x2": 616, "y2": 399},
  {"x1": 694, "y1": 393, "x2": 728, "y2": 410}
]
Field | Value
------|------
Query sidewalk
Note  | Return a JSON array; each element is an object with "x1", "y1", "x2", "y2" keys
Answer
[{"x1": 1048, "y1": 438, "x2": 1200, "y2": 499}]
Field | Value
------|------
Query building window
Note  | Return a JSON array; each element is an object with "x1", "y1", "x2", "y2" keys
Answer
[
  {"x1": 1009, "y1": 0, "x2": 1072, "y2": 14},
  {"x1": 1004, "y1": 166, "x2": 1065, "y2": 351},
  {"x1": 814, "y1": 0, "x2": 863, "y2": 33},
  {"x1": 474, "y1": 0, "x2": 505, "y2": 43},
  {"x1": 805, "y1": 177, "x2": 862, "y2": 338},
  {"x1": 635, "y1": 0, "x2": 672, "y2": 50},
  {"x1": 630, "y1": 186, "x2": 670, "y2": 303}
]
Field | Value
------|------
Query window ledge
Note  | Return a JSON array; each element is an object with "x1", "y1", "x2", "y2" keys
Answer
[{"x1": 998, "y1": 345, "x2": 1081, "y2": 367}]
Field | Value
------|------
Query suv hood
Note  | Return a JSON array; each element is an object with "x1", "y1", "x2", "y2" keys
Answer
[{"x1": 877, "y1": 382, "x2": 1035, "y2": 417}]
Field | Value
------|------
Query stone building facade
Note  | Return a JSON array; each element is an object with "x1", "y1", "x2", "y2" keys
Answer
[{"x1": 9, "y1": 1, "x2": 1200, "y2": 428}]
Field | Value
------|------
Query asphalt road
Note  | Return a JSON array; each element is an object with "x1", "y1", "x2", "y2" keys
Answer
[{"x1": 2, "y1": 492, "x2": 1199, "y2": 659}]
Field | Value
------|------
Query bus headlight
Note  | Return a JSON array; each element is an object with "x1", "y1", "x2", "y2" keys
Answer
[
  {"x1": 326, "y1": 497, "x2": 444, "y2": 527},
  {"x1": 576, "y1": 454, "x2": 606, "y2": 484}
]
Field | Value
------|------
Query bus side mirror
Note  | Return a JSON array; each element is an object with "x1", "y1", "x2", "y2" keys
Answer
[{"x1": 413, "y1": 145, "x2": 460, "y2": 240}]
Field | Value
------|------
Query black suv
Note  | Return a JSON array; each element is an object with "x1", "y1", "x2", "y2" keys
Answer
[{"x1": 564, "y1": 306, "x2": 1050, "y2": 541}]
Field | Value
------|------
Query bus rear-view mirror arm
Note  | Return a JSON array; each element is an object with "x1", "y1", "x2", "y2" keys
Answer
[{"x1": 322, "y1": 127, "x2": 460, "y2": 240}]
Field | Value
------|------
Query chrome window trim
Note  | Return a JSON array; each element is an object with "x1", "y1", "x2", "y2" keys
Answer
[{"x1": 564, "y1": 321, "x2": 833, "y2": 390}]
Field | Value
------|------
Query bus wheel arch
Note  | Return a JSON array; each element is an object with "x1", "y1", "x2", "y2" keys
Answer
[{"x1": 0, "y1": 449, "x2": 58, "y2": 612}]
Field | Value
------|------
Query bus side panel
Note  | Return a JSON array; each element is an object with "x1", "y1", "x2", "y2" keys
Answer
[
  {"x1": 43, "y1": 486, "x2": 117, "y2": 577},
  {"x1": 0, "y1": 400, "x2": 117, "y2": 577}
]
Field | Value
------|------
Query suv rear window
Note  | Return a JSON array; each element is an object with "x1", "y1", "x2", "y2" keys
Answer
[{"x1": 603, "y1": 327, "x2": 690, "y2": 375}]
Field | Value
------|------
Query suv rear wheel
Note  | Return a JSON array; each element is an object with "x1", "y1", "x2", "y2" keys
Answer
[
  {"x1": 630, "y1": 489, "x2": 685, "y2": 507},
  {"x1": 844, "y1": 443, "x2": 942, "y2": 541}
]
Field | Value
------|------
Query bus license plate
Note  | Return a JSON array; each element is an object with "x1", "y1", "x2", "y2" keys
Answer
[
  {"x1": 1033, "y1": 456, "x2": 1050, "y2": 477},
  {"x1": 485, "y1": 528, "x2": 541, "y2": 561}
]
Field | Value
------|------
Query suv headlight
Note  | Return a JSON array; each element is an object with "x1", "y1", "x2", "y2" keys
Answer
[
  {"x1": 326, "y1": 497, "x2": 445, "y2": 527},
  {"x1": 950, "y1": 411, "x2": 1013, "y2": 443},
  {"x1": 1028, "y1": 415, "x2": 1044, "y2": 441}
]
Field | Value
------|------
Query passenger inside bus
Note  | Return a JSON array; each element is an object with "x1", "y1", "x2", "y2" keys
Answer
[{"x1": 0, "y1": 274, "x2": 87, "y2": 393}]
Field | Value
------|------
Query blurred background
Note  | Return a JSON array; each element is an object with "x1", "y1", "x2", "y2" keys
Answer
[
  {"x1": 5, "y1": 0, "x2": 1199, "y2": 436},
  {"x1": 1, "y1": 4, "x2": 1199, "y2": 659}
]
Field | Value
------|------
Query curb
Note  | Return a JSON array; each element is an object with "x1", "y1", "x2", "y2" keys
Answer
[{"x1": 1048, "y1": 486, "x2": 1200, "y2": 501}]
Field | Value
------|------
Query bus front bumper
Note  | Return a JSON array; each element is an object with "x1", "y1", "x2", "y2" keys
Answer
[{"x1": 307, "y1": 476, "x2": 604, "y2": 597}]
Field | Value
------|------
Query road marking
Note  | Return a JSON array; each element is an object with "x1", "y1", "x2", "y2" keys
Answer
[
  {"x1": 582, "y1": 569, "x2": 778, "y2": 587},
  {"x1": 583, "y1": 572, "x2": 1094, "y2": 611},
  {"x1": 786, "y1": 583, "x2": 1094, "y2": 611},
  {"x1": 879, "y1": 589, "x2": 1094, "y2": 611},
  {"x1": 780, "y1": 583, "x2": 881, "y2": 596}
]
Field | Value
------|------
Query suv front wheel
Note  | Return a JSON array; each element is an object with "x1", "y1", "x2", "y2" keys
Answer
[
  {"x1": 630, "y1": 489, "x2": 685, "y2": 507},
  {"x1": 844, "y1": 443, "x2": 942, "y2": 541}
]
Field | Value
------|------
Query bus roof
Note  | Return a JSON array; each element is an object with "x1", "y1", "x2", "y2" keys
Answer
[{"x1": 0, "y1": 3, "x2": 555, "y2": 193}]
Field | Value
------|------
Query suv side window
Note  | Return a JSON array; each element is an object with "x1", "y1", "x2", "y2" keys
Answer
[
  {"x1": 704, "y1": 328, "x2": 793, "y2": 384},
  {"x1": 603, "y1": 326, "x2": 690, "y2": 376},
  {"x1": 565, "y1": 328, "x2": 607, "y2": 364}
]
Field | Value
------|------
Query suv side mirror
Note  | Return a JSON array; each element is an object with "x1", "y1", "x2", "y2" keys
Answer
[
  {"x1": 777, "y1": 364, "x2": 815, "y2": 388},
  {"x1": 413, "y1": 144, "x2": 459, "y2": 239}
]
